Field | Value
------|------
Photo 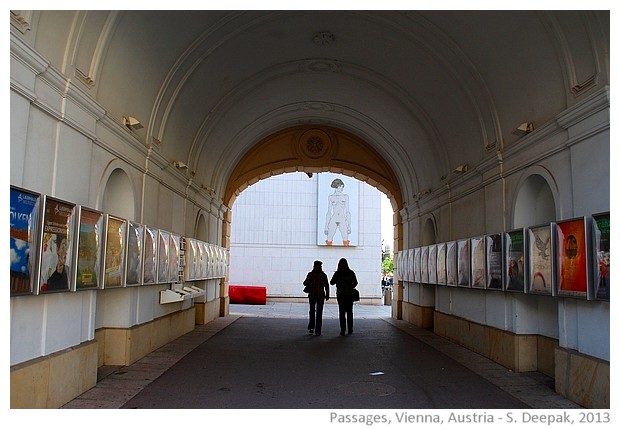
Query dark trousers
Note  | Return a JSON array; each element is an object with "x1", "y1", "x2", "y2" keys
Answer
[
  {"x1": 337, "y1": 296, "x2": 354, "y2": 333},
  {"x1": 307, "y1": 297, "x2": 325, "y2": 334}
]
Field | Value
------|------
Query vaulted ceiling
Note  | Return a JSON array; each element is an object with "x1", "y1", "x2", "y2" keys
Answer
[{"x1": 18, "y1": 10, "x2": 610, "y2": 204}]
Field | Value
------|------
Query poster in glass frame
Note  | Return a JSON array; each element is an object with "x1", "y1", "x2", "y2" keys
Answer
[
  {"x1": 413, "y1": 248, "x2": 421, "y2": 282},
  {"x1": 74, "y1": 206, "x2": 104, "y2": 291},
  {"x1": 556, "y1": 217, "x2": 590, "y2": 299},
  {"x1": 457, "y1": 239, "x2": 470, "y2": 287},
  {"x1": 205, "y1": 244, "x2": 214, "y2": 279},
  {"x1": 37, "y1": 195, "x2": 76, "y2": 294},
  {"x1": 505, "y1": 228, "x2": 526, "y2": 292},
  {"x1": 527, "y1": 223, "x2": 555, "y2": 296},
  {"x1": 591, "y1": 212, "x2": 610, "y2": 300},
  {"x1": 421, "y1": 246, "x2": 429, "y2": 283},
  {"x1": 446, "y1": 241, "x2": 457, "y2": 286},
  {"x1": 428, "y1": 244, "x2": 437, "y2": 284},
  {"x1": 102, "y1": 215, "x2": 127, "y2": 288},
  {"x1": 396, "y1": 249, "x2": 405, "y2": 281},
  {"x1": 187, "y1": 239, "x2": 198, "y2": 281},
  {"x1": 142, "y1": 226, "x2": 157, "y2": 285},
  {"x1": 470, "y1": 236, "x2": 486, "y2": 289},
  {"x1": 407, "y1": 248, "x2": 414, "y2": 282},
  {"x1": 10, "y1": 186, "x2": 41, "y2": 296},
  {"x1": 486, "y1": 233, "x2": 504, "y2": 290},
  {"x1": 436, "y1": 242, "x2": 447, "y2": 285},
  {"x1": 157, "y1": 230, "x2": 170, "y2": 284},
  {"x1": 221, "y1": 246, "x2": 228, "y2": 278},
  {"x1": 169, "y1": 233, "x2": 181, "y2": 283},
  {"x1": 125, "y1": 221, "x2": 143, "y2": 287}
]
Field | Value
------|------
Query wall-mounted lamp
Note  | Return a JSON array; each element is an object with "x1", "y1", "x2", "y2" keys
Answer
[
  {"x1": 454, "y1": 164, "x2": 469, "y2": 173},
  {"x1": 123, "y1": 116, "x2": 143, "y2": 130},
  {"x1": 512, "y1": 122, "x2": 533, "y2": 136},
  {"x1": 172, "y1": 161, "x2": 188, "y2": 170}
]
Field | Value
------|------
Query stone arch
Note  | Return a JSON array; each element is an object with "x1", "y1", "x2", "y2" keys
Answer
[
  {"x1": 100, "y1": 167, "x2": 136, "y2": 221},
  {"x1": 513, "y1": 170, "x2": 559, "y2": 229},
  {"x1": 421, "y1": 215, "x2": 437, "y2": 245}
]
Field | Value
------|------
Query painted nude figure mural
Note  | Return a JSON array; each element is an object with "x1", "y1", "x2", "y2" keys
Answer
[{"x1": 324, "y1": 178, "x2": 351, "y2": 246}]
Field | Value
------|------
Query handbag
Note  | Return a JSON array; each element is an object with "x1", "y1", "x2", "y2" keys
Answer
[
  {"x1": 303, "y1": 285, "x2": 310, "y2": 293},
  {"x1": 352, "y1": 288, "x2": 360, "y2": 302}
]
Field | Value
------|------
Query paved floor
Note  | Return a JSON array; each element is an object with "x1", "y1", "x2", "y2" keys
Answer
[{"x1": 62, "y1": 302, "x2": 581, "y2": 410}]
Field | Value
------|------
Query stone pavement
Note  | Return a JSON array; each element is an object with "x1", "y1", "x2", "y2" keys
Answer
[{"x1": 62, "y1": 302, "x2": 580, "y2": 410}]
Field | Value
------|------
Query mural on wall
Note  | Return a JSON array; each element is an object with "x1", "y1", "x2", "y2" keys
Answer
[
  {"x1": 38, "y1": 196, "x2": 76, "y2": 293},
  {"x1": 592, "y1": 212, "x2": 610, "y2": 300},
  {"x1": 505, "y1": 229, "x2": 525, "y2": 292},
  {"x1": 317, "y1": 173, "x2": 359, "y2": 246},
  {"x1": 528, "y1": 224, "x2": 554, "y2": 295},
  {"x1": 75, "y1": 207, "x2": 103, "y2": 290},
  {"x1": 10, "y1": 187, "x2": 40, "y2": 295},
  {"x1": 557, "y1": 218, "x2": 590, "y2": 298}
]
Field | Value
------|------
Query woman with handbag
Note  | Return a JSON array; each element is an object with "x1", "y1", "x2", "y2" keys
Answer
[
  {"x1": 330, "y1": 258, "x2": 359, "y2": 336},
  {"x1": 303, "y1": 260, "x2": 330, "y2": 335}
]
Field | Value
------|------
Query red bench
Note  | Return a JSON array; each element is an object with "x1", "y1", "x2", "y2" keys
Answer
[{"x1": 229, "y1": 285, "x2": 267, "y2": 305}]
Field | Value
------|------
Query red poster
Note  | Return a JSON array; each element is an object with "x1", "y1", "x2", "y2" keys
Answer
[{"x1": 557, "y1": 218, "x2": 588, "y2": 296}]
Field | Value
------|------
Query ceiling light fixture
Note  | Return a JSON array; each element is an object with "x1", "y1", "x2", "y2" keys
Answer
[
  {"x1": 454, "y1": 164, "x2": 469, "y2": 173},
  {"x1": 123, "y1": 116, "x2": 143, "y2": 130},
  {"x1": 512, "y1": 122, "x2": 533, "y2": 136}
]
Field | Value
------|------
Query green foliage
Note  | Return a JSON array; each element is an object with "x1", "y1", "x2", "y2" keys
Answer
[{"x1": 382, "y1": 255, "x2": 394, "y2": 276}]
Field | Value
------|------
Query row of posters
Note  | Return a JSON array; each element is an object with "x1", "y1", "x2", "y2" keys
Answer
[
  {"x1": 9, "y1": 186, "x2": 228, "y2": 296},
  {"x1": 397, "y1": 213, "x2": 609, "y2": 301}
]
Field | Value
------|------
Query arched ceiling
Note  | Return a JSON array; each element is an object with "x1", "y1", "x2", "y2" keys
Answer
[{"x1": 19, "y1": 10, "x2": 609, "y2": 205}]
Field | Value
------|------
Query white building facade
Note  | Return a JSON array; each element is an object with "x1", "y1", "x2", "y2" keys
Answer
[{"x1": 229, "y1": 172, "x2": 384, "y2": 303}]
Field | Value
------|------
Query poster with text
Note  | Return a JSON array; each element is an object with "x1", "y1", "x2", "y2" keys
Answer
[
  {"x1": 470, "y1": 237, "x2": 486, "y2": 289},
  {"x1": 157, "y1": 230, "x2": 170, "y2": 283},
  {"x1": 75, "y1": 207, "x2": 103, "y2": 290},
  {"x1": 528, "y1": 224, "x2": 554, "y2": 295},
  {"x1": 413, "y1": 248, "x2": 421, "y2": 282},
  {"x1": 142, "y1": 226, "x2": 157, "y2": 284},
  {"x1": 436, "y1": 242, "x2": 447, "y2": 285},
  {"x1": 557, "y1": 218, "x2": 589, "y2": 298},
  {"x1": 505, "y1": 229, "x2": 525, "y2": 292},
  {"x1": 421, "y1": 246, "x2": 429, "y2": 283},
  {"x1": 10, "y1": 187, "x2": 40, "y2": 295},
  {"x1": 126, "y1": 222, "x2": 143, "y2": 286},
  {"x1": 487, "y1": 234, "x2": 503, "y2": 290},
  {"x1": 38, "y1": 196, "x2": 75, "y2": 294},
  {"x1": 103, "y1": 216, "x2": 126, "y2": 288},
  {"x1": 592, "y1": 212, "x2": 610, "y2": 300},
  {"x1": 428, "y1": 245, "x2": 437, "y2": 284},
  {"x1": 457, "y1": 239, "x2": 470, "y2": 287},
  {"x1": 169, "y1": 234, "x2": 181, "y2": 283},
  {"x1": 446, "y1": 241, "x2": 457, "y2": 286},
  {"x1": 317, "y1": 173, "x2": 359, "y2": 246},
  {"x1": 406, "y1": 248, "x2": 414, "y2": 282}
]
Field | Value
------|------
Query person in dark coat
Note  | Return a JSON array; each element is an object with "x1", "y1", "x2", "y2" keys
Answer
[
  {"x1": 330, "y1": 258, "x2": 358, "y2": 335},
  {"x1": 303, "y1": 260, "x2": 330, "y2": 335}
]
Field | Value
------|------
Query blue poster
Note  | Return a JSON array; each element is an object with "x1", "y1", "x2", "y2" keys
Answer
[{"x1": 10, "y1": 187, "x2": 40, "y2": 295}]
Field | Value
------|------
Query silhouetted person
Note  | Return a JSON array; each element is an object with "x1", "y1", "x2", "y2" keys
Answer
[
  {"x1": 330, "y1": 258, "x2": 358, "y2": 335},
  {"x1": 303, "y1": 260, "x2": 330, "y2": 335}
]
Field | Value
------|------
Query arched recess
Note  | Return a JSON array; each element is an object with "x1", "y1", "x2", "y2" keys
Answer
[
  {"x1": 195, "y1": 212, "x2": 208, "y2": 242},
  {"x1": 223, "y1": 125, "x2": 404, "y2": 315},
  {"x1": 101, "y1": 168, "x2": 136, "y2": 220},
  {"x1": 513, "y1": 172, "x2": 559, "y2": 229},
  {"x1": 421, "y1": 215, "x2": 437, "y2": 245}
]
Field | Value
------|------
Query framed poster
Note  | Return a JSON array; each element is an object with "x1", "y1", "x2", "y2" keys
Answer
[
  {"x1": 428, "y1": 244, "x2": 437, "y2": 284},
  {"x1": 187, "y1": 239, "x2": 198, "y2": 281},
  {"x1": 103, "y1": 215, "x2": 127, "y2": 288},
  {"x1": 446, "y1": 241, "x2": 457, "y2": 286},
  {"x1": 470, "y1": 236, "x2": 486, "y2": 289},
  {"x1": 556, "y1": 217, "x2": 590, "y2": 299},
  {"x1": 125, "y1": 221, "x2": 143, "y2": 286},
  {"x1": 457, "y1": 239, "x2": 470, "y2": 287},
  {"x1": 206, "y1": 244, "x2": 215, "y2": 279},
  {"x1": 436, "y1": 242, "x2": 447, "y2": 285},
  {"x1": 10, "y1": 186, "x2": 41, "y2": 296},
  {"x1": 505, "y1": 229, "x2": 526, "y2": 292},
  {"x1": 487, "y1": 233, "x2": 504, "y2": 290},
  {"x1": 74, "y1": 207, "x2": 104, "y2": 290},
  {"x1": 38, "y1": 196, "x2": 76, "y2": 294},
  {"x1": 396, "y1": 249, "x2": 405, "y2": 281},
  {"x1": 406, "y1": 248, "x2": 414, "y2": 282},
  {"x1": 527, "y1": 224, "x2": 554, "y2": 295},
  {"x1": 592, "y1": 212, "x2": 610, "y2": 300},
  {"x1": 317, "y1": 173, "x2": 359, "y2": 246},
  {"x1": 157, "y1": 230, "x2": 170, "y2": 283},
  {"x1": 169, "y1": 233, "x2": 181, "y2": 283},
  {"x1": 142, "y1": 226, "x2": 157, "y2": 284},
  {"x1": 421, "y1": 246, "x2": 429, "y2": 283},
  {"x1": 413, "y1": 247, "x2": 421, "y2": 282}
]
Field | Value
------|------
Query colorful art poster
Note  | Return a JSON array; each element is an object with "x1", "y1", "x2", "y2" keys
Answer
[
  {"x1": 457, "y1": 239, "x2": 470, "y2": 287},
  {"x1": 557, "y1": 218, "x2": 589, "y2": 298},
  {"x1": 446, "y1": 241, "x2": 457, "y2": 286},
  {"x1": 592, "y1": 212, "x2": 610, "y2": 300},
  {"x1": 528, "y1": 224, "x2": 554, "y2": 295},
  {"x1": 413, "y1": 248, "x2": 421, "y2": 282},
  {"x1": 169, "y1": 234, "x2": 180, "y2": 283},
  {"x1": 505, "y1": 229, "x2": 526, "y2": 292},
  {"x1": 436, "y1": 242, "x2": 447, "y2": 285},
  {"x1": 38, "y1": 196, "x2": 75, "y2": 293},
  {"x1": 75, "y1": 207, "x2": 103, "y2": 290},
  {"x1": 428, "y1": 245, "x2": 437, "y2": 284},
  {"x1": 421, "y1": 246, "x2": 429, "y2": 283},
  {"x1": 157, "y1": 230, "x2": 170, "y2": 283},
  {"x1": 487, "y1": 234, "x2": 503, "y2": 290},
  {"x1": 470, "y1": 237, "x2": 486, "y2": 289},
  {"x1": 10, "y1": 187, "x2": 40, "y2": 295},
  {"x1": 206, "y1": 244, "x2": 215, "y2": 279},
  {"x1": 317, "y1": 173, "x2": 359, "y2": 246},
  {"x1": 103, "y1": 216, "x2": 126, "y2": 288},
  {"x1": 125, "y1": 222, "x2": 143, "y2": 286},
  {"x1": 142, "y1": 226, "x2": 157, "y2": 284}
]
